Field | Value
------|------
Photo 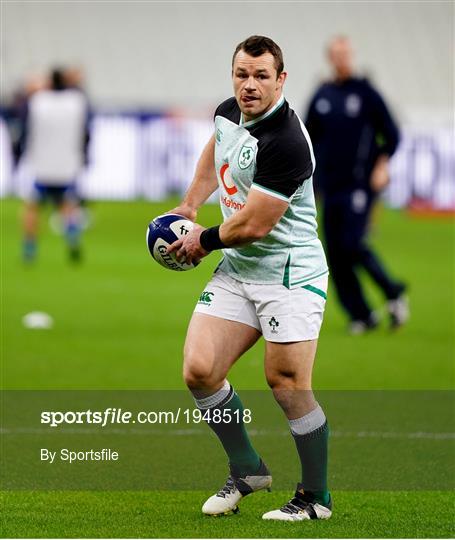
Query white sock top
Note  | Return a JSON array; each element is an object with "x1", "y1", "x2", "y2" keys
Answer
[
  {"x1": 194, "y1": 380, "x2": 232, "y2": 409},
  {"x1": 289, "y1": 404, "x2": 326, "y2": 436}
]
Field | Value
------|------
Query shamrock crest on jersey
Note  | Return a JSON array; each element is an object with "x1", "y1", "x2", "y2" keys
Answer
[{"x1": 238, "y1": 145, "x2": 254, "y2": 169}]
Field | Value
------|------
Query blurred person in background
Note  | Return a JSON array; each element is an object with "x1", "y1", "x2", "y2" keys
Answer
[
  {"x1": 305, "y1": 36, "x2": 409, "y2": 334},
  {"x1": 20, "y1": 67, "x2": 90, "y2": 262},
  {"x1": 64, "y1": 66, "x2": 85, "y2": 91},
  {"x1": 9, "y1": 73, "x2": 47, "y2": 165}
]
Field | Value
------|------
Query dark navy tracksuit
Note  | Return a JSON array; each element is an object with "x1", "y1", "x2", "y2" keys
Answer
[{"x1": 305, "y1": 77, "x2": 404, "y2": 322}]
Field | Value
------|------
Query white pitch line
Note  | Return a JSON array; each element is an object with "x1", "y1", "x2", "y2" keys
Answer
[{"x1": 0, "y1": 427, "x2": 454, "y2": 439}]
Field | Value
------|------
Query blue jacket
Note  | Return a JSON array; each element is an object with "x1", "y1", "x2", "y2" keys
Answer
[{"x1": 305, "y1": 77, "x2": 399, "y2": 198}]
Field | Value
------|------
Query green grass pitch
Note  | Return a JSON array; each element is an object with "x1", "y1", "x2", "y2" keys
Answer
[{"x1": 1, "y1": 198, "x2": 454, "y2": 538}]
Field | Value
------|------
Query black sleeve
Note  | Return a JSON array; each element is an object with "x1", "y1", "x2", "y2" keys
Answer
[
  {"x1": 213, "y1": 97, "x2": 239, "y2": 122},
  {"x1": 253, "y1": 132, "x2": 313, "y2": 199},
  {"x1": 11, "y1": 103, "x2": 28, "y2": 165},
  {"x1": 83, "y1": 103, "x2": 91, "y2": 165},
  {"x1": 213, "y1": 103, "x2": 222, "y2": 121},
  {"x1": 367, "y1": 82, "x2": 400, "y2": 156}
]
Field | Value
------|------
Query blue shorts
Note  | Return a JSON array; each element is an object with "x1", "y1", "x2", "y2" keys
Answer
[{"x1": 30, "y1": 183, "x2": 79, "y2": 205}]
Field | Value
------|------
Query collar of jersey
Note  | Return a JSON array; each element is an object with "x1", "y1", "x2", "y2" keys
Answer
[{"x1": 239, "y1": 94, "x2": 285, "y2": 128}]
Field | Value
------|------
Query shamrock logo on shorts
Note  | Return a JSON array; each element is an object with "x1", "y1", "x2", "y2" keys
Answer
[{"x1": 268, "y1": 317, "x2": 280, "y2": 333}]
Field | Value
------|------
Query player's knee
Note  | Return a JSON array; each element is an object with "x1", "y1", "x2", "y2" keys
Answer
[
  {"x1": 266, "y1": 369, "x2": 296, "y2": 389},
  {"x1": 183, "y1": 356, "x2": 216, "y2": 390},
  {"x1": 265, "y1": 369, "x2": 311, "y2": 390},
  {"x1": 24, "y1": 201, "x2": 38, "y2": 213}
]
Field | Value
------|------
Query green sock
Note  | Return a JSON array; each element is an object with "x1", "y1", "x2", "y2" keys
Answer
[
  {"x1": 23, "y1": 238, "x2": 37, "y2": 261},
  {"x1": 292, "y1": 419, "x2": 330, "y2": 505},
  {"x1": 196, "y1": 385, "x2": 260, "y2": 476}
]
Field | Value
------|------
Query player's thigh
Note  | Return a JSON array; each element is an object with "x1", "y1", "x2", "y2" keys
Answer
[
  {"x1": 61, "y1": 184, "x2": 79, "y2": 208},
  {"x1": 248, "y1": 276, "x2": 327, "y2": 387},
  {"x1": 184, "y1": 312, "x2": 261, "y2": 386},
  {"x1": 25, "y1": 184, "x2": 46, "y2": 211},
  {"x1": 23, "y1": 199, "x2": 39, "y2": 214},
  {"x1": 185, "y1": 270, "x2": 261, "y2": 382}
]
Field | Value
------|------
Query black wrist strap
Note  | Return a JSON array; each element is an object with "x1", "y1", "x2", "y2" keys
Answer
[{"x1": 200, "y1": 226, "x2": 227, "y2": 252}]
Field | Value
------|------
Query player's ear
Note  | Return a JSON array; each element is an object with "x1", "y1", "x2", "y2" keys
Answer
[{"x1": 277, "y1": 71, "x2": 287, "y2": 88}]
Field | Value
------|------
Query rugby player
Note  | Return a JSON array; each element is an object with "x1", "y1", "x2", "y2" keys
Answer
[
  {"x1": 21, "y1": 68, "x2": 89, "y2": 262},
  {"x1": 168, "y1": 35, "x2": 331, "y2": 522}
]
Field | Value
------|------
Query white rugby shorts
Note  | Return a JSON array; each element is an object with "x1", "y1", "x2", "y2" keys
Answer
[{"x1": 194, "y1": 271, "x2": 328, "y2": 342}]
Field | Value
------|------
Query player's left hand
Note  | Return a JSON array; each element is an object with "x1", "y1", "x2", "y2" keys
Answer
[{"x1": 167, "y1": 224, "x2": 209, "y2": 265}]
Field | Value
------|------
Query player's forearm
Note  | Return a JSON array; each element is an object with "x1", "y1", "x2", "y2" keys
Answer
[
  {"x1": 219, "y1": 209, "x2": 273, "y2": 246},
  {"x1": 199, "y1": 190, "x2": 288, "y2": 252},
  {"x1": 181, "y1": 135, "x2": 218, "y2": 211},
  {"x1": 199, "y1": 213, "x2": 268, "y2": 253}
]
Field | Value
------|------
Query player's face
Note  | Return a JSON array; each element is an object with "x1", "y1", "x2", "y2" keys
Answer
[
  {"x1": 328, "y1": 38, "x2": 354, "y2": 80},
  {"x1": 232, "y1": 51, "x2": 287, "y2": 121}
]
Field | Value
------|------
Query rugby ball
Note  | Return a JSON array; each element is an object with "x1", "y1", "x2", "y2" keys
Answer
[{"x1": 146, "y1": 214, "x2": 197, "y2": 271}]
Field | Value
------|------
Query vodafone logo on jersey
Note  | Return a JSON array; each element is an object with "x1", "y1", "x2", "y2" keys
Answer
[{"x1": 220, "y1": 164, "x2": 238, "y2": 195}]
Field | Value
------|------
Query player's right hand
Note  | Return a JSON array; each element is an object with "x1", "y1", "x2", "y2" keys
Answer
[
  {"x1": 166, "y1": 204, "x2": 197, "y2": 222},
  {"x1": 167, "y1": 224, "x2": 208, "y2": 265}
]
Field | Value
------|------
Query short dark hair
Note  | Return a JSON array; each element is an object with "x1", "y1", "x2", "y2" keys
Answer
[
  {"x1": 51, "y1": 68, "x2": 66, "y2": 91},
  {"x1": 232, "y1": 35, "x2": 284, "y2": 76}
]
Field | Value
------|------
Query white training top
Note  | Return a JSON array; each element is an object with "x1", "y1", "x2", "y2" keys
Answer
[
  {"x1": 213, "y1": 95, "x2": 328, "y2": 287},
  {"x1": 26, "y1": 89, "x2": 88, "y2": 184}
]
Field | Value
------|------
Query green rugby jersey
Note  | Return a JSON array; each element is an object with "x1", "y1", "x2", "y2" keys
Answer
[{"x1": 213, "y1": 94, "x2": 328, "y2": 288}]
